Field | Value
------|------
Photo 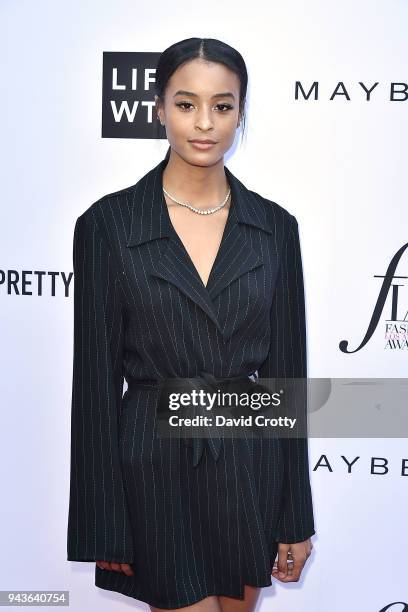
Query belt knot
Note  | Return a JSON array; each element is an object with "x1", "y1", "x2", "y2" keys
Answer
[{"x1": 166, "y1": 369, "x2": 261, "y2": 468}]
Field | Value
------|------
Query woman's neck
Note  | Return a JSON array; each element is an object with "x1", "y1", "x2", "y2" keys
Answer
[{"x1": 162, "y1": 151, "x2": 230, "y2": 208}]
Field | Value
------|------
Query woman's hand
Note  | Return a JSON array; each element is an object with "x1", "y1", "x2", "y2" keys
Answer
[
  {"x1": 271, "y1": 538, "x2": 313, "y2": 582},
  {"x1": 96, "y1": 560, "x2": 134, "y2": 576}
]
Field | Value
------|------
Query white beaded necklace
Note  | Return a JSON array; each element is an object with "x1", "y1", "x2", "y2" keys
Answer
[{"x1": 162, "y1": 185, "x2": 231, "y2": 215}]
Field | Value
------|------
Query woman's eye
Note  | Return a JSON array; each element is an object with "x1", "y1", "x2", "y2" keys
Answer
[
  {"x1": 216, "y1": 104, "x2": 233, "y2": 111},
  {"x1": 175, "y1": 102, "x2": 233, "y2": 112},
  {"x1": 176, "y1": 102, "x2": 194, "y2": 110}
]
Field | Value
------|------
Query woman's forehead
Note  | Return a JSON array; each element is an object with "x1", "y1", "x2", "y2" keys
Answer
[{"x1": 167, "y1": 59, "x2": 240, "y2": 93}]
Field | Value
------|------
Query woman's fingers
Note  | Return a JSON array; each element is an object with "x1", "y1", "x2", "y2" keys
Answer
[
  {"x1": 272, "y1": 545, "x2": 290, "y2": 579},
  {"x1": 271, "y1": 540, "x2": 312, "y2": 582},
  {"x1": 110, "y1": 562, "x2": 121, "y2": 572},
  {"x1": 96, "y1": 560, "x2": 111, "y2": 570},
  {"x1": 287, "y1": 552, "x2": 305, "y2": 582},
  {"x1": 95, "y1": 561, "x2": 134, "y2": 576},
  {"x1": 120, "y1": 563, "x2": 135, "y2": 576}
]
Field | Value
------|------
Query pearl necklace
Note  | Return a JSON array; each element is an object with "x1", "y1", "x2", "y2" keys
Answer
[{"x1": 162, "y1": 185, "x2": 231, "y2": 215}]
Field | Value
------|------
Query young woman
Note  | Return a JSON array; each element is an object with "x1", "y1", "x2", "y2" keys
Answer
[{"x1": 67, "y1": 37, "x2": 315, "y2": 612}]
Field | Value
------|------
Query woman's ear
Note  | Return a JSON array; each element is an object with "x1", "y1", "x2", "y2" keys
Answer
[
  {"x1": 154, "y1": 95, "x2": 162, "y2": 124},
  {"x1": 237, "y1": 108, "x2": 243, "y2": 129}
]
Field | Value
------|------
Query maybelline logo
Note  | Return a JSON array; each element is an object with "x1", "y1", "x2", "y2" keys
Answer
[
  {"x1": 314, "y1": 455, "x2": 408, "y2": 476},
  {"x1": 295, "y1": 81, "x2": 408, "y2": 101},
  {"x1": 339, "y1": 243, "x2": 408, "y2": 353}
]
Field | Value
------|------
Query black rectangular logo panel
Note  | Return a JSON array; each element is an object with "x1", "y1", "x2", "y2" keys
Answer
[{"x1": 102, "y1": 51, "x2": 167, "y2": 139}]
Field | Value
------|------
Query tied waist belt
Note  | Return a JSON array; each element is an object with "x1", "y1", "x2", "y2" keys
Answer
[{"x1": 126, "y1": 370, "x2": 262, "y2": 468}]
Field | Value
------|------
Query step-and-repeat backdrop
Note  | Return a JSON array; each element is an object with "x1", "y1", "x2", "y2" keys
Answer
[{"x1": 1, "y1": 1, "x2": 406, "y2": 610}]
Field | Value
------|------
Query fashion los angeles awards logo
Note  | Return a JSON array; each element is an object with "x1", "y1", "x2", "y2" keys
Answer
[
  {"x1": 339, "y1": 242, "x2": 408, "y2": 353},
  {"x1": 101, "y1": 51, "x2": 166, "y2": 139}
]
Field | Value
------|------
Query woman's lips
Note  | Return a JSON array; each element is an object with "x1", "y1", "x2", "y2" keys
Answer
[{"x1": 189, "y1": 141, "x2": 217, "y2": 150}]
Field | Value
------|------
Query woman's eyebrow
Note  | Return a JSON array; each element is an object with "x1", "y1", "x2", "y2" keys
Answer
[{"x1": 173, "y1": 90, "x2": 235, "y2": 100}]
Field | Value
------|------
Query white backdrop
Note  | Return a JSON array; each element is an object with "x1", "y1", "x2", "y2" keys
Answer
[{"x1": 1, "y1": 0, "x2": 407, "y2": 610}]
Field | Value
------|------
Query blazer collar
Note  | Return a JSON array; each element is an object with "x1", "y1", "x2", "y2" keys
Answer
[
  {"x1": 125, "y1": 155, "x2": 274, "y2": 337},
  {"x1": 125, "y1": 156, "x2": 273, "y2": 248}
]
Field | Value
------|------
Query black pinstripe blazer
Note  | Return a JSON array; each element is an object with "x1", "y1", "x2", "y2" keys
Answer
[{"x1": 66, "y1": 154, "x2": 315, "y2": 574}]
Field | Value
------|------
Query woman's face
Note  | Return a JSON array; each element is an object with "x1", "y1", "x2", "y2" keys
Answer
[{"x1": 155, "y1": 58, "x2": 242, "y2": 167}]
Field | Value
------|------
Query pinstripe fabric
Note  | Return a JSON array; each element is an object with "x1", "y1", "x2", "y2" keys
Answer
[
  {"x1": 257, "y1": 214, "x2": 315, "y2": 544},
  {"x1": 66, "y1": 155, "x2": 315, "y2": 609}
]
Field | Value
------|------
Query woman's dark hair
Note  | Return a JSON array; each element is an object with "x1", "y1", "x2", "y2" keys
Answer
[{"x1": 154, "y1": 37, "x2": 248, "y2": 159}]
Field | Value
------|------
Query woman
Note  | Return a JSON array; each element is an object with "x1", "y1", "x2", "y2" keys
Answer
[{"x1": 67, "y1": 37, "x2": 315, "y2": 611}]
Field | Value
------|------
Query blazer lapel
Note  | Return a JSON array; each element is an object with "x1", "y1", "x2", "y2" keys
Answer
[
  {"x1": 125, "y1": 156, "x2": 274, "y2": 335},
  {"x1": 150, "y1": 236, "x2": 224, "y2": 334},
  {"x1": 204, "y1": 171, "x2": 265, "y2": 302}
]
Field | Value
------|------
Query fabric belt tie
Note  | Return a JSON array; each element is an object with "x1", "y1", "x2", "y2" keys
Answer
[{"x1": 127, "y1": 370, "x2": 265, "y2": 468}]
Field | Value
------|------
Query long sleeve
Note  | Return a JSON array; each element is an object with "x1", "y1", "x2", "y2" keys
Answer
[
  {"x1": 258, "y1": 213, "x2": 316, "y2": 544},
  {"x1": 67, "y1": 211, "x2": 134, "y2": 563}
]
